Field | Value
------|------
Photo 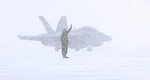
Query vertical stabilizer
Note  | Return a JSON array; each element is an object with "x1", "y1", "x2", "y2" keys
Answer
[
  {"x1": 56, "y1": 16, "x2": 68, "y2": 33},
  {"x1": 39, "y1": 16, "x2": 55, "y2": 34}
]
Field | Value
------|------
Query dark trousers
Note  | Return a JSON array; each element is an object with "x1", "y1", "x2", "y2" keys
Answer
[{"x1": 61, "y1": 43, "x2": 68, "y2": 57}]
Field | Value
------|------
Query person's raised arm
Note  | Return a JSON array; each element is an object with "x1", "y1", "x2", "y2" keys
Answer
[{"x1": 67, "y1": 24, "x2": 72, "y2": 33}]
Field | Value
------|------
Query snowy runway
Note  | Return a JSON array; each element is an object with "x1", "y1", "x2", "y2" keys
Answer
[{"x1": 0, "y1": 45, "x2": 150, "y2": 80}]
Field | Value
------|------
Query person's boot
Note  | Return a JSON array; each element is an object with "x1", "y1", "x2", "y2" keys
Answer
[{"x1": 63, "y1": 56, "x2": 69, "y2": 58}]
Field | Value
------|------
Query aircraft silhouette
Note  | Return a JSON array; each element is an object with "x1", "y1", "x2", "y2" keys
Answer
[{"x1": 18, "y1": 16, "x2": 112, "y2": 51}]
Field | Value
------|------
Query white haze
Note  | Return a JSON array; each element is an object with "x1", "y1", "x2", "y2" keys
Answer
[
  {"x1": 0, "y1": 0, "x2": 150, "y2": 80},
  {"x1": 0, "y1": 0, "x2": 150, "y2": 49}
]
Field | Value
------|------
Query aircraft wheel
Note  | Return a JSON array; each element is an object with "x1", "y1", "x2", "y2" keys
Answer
[
  {"x1": 87, "y1": 47, "x2": 92, "y2": 51},
  {"x1": 75, "y1": 48, "x2": 79, "y2": 51},
  {"x1": 55, "y1": 47, "x2": 60, "y2": 51}
]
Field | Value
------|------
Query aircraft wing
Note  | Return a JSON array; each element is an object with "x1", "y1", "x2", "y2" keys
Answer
[
  {"x1": 18, "y1": 34, "x2": 61, "y2": 41},
  {"x1": 17, "y1": 35, "x2": 44, "y2": 41},
  {"x1": 17, "y1": 34, "x2": 61, "y2": 47}
]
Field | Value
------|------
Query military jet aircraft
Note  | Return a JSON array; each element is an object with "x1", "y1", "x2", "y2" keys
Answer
[{"x1": 18, "y1": 16, "x2": 112, "y2": 51}]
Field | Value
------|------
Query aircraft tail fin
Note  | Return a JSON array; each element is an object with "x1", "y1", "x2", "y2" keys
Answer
[
  {"x1": 56, "y1": 16, "x2": 68, "y2": 33},
  {"x1": 39, "y1": 16, "x2": 55, "y2": 34}
]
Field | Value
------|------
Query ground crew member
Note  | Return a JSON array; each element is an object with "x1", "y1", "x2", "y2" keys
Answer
[{"x1": 60, "y1": 24, "x2": 72, "y2": 58}]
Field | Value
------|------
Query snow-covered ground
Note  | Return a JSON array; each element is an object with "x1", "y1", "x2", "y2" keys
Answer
[{"x1": 0, "y1": 42, "x2": 150, "y2": 80}]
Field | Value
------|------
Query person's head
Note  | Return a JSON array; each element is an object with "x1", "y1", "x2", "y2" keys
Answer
[{"x1": 62, "y1": 29, "x2": 67, "y2": 32}]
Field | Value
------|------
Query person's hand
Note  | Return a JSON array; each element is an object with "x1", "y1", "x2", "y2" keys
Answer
[{"x1": 70, "y1": 24, "x2": 72, "y2": 28}]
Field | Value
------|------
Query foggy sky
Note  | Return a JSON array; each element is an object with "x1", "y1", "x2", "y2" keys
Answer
[{"x1": 0, "y1": 0, "x2": 150, "y2": 49}]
